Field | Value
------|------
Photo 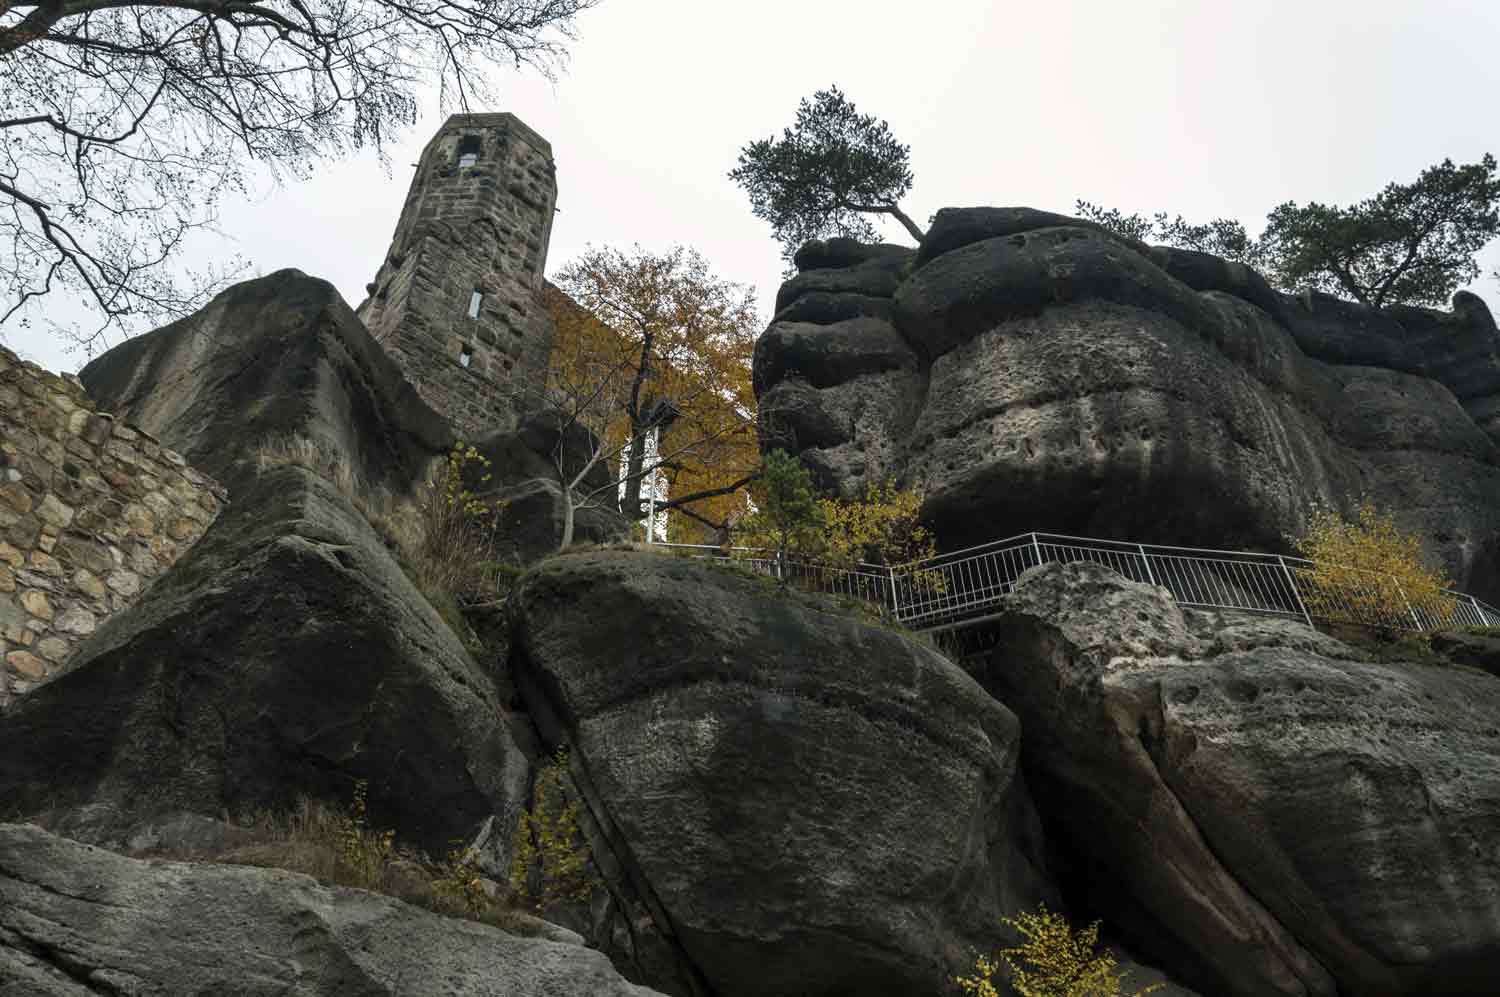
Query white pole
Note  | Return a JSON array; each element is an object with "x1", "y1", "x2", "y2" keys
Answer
[{"x1": 644, "y1": 426, "x2": 659, "y2": 543}]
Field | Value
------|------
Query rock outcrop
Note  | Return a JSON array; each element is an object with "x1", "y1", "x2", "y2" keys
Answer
[
  {"x1": 756, "y1": 208, "x2": 1500, "y2": 602},
  {"x1": 510, "y1": 550, "x2": 1054, "y2": 997},
  {"x1": 472, "y1": 410, "x2": 629, "y2": 564},
  {"x1": 0, "y1": 822, "x2": 663, "y2": 996},
  {"x1": 0, "y1": 271, "x2": 529, "y2": 858},
  {"x1": 968, "y1": 561, "x2": 1500, "y2": 997}
]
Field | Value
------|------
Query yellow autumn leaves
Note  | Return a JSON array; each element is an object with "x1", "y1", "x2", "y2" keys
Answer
[
  {"x1": 1289, "y1": 500, "x2": 1456, "y2": 629},
  {"x1": 956, "y1": 905, "x2": 1163, "y2": 997}
]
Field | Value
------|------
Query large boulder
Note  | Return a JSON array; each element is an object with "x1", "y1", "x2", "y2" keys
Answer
[
  {"x1": 471, "y1": 410, "x2": 629, "y2": 563},
  {"x1": 969, "y1": 561, "x2": 1500, "y2": 997},
  {"x1": 0, "y1": 822, "x2": 664, "y2": 996},
  {"x1": 755, "y1": 209, "x2": 1500, "y2": 602},
  {"x1": 510, "y1": 551, "x2": 1054, "y2": 997},
  {"x1": 0, "y1": 271, "x2": 529, "y2": 857},
  {"x1": 78, "y1": 268, "x2": 451, "y2": 490}
]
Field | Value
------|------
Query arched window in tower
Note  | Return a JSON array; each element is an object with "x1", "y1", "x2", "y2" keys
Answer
[
  {"x1": 468, "y1": 288, "x2": 484, "y2": 319},
  {"x1": 457, "y1": 136, "x2": 481, "y2": 169},
  {"x1": 459, "y1": 345, "x2": 474, "y2": 368}
]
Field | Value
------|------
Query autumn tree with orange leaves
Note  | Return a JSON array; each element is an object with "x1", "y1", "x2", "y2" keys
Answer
[{"x1": 542, "y1": 245, "x2": 760, "y2": 543}]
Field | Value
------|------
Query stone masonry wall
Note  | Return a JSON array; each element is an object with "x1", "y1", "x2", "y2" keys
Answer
[
  {"x1": 0, "y1": 347, "x2": 225, "y2": 707},
  {"x1": 358, "y1": 112, "x2": 558, "y2": 441}
]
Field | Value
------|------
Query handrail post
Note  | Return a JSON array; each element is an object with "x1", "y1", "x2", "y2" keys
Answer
[
  {"x1": 1277, "y1": 555, "x2": 1315, "y2": 629},
  {"x1": 1137, "y1": 544, "x2": 1157, "y2": 587},
  {"x1": 1471, "y1": 594, "x2": 1488, "y2": 628},
  {"x1": 1031, "y1": 533, "x2": 1044, "y2": 570},
  {"x1": 887, "y1": 565, "x2": 899, "y2": 621},
  {"x1": 1394, "y1": 579, "x2": 1422, "y2": 632}
]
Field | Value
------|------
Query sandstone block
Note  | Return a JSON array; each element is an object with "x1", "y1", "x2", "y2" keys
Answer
[
  {"x1": 36, "y1": 636, "x2": 68, "y2": 662},
  {"x1": 73, "y1": 569, "x2": 106, "y2": 599},
  {"x1": 106, "y1": 569, "x2": 141, "y2": 597},
  {"x1": 19, "y1": 589, "x2": 51, "y2": 620},
  {"x1": 121, "y1": 501, "x2": 155, "y2": 536},
  {"x1": 27, "y1": 550, "x2": 62, "y2": 576},
  {"x1": 54, "y1": 605, "x2": 96, "y2": 635},
  {"x1": 4, "y1": 649, "x2": 46, "y2": 679},
  {"x1": 0, "y1": 482, "x2": 32, "y2": 514},
  {"x1": 36, "y1": 493, "x2": 73, "y2": 528}
]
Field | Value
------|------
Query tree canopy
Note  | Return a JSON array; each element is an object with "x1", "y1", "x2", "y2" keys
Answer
[
  {"x1": 1077, "y1": 154, "x2": 1500, "y2": 309},
  {"x1": 544, "y1": 245, "x2": 760, "y2": 544},
  {"x1": 730, "y1": 85, "x2": 922, "y2": 270},
  {"x1": 1, "y1": 0, "x2": 596, "y2": 349}
]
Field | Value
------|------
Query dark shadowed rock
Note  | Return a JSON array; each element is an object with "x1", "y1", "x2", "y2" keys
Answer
[
  {"x1": 80, "y1": 268, "x2": 451, "y2": 490},
  {"x1": 509, "y1": 409, "x2": 618, "y2": 501},
  {"x1": 792, "y1": 237, "x2": 913, "y2": 272},
  {"x1": 971, "y1": 561, "x2": 1500, "y2": 997},
  {"x1": 1146, "y1": 245, "x2": 1290, "y2": 324},
  {"x1": 774, "y1": 251, "x2": 912, "y2": 314},
  {"x1": 895, "y1": 225, "x2": 1223, "y2": 360},
  {"x1": 2, "y1": 271, "x2": 528, "y2": 856},
  {"x1": 487, "y1": 477, "x2": 628, "y2": 564},
  {"x1": 915, "y1": 206, "x2": 1149, "y2": 266},
  {"x1": 0, "y1": 823, "x2": 664, "y2": 996},
  {"x1": 752, "y1": 316, "x2": 917, "y2": 395},
  {"x1": 770, "y1": 290, "x2": 898, "y2": 326},
  {"x1": 511, "y1": 551, "x2": 1053, "y2": 997},
  {"x1": 1427, "y1": 630, "x2": 1500, "y2": 679},
  {"x1": 469, "y1": 411, "x2": 629, "y2": 563}
]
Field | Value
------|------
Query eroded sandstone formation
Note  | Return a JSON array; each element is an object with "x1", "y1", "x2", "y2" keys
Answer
[
  {"x1": 510, "y1": 550, "x2": 1055, "y2": 997},
  {"x1": 754, "y1": 208, "x2": 1500, "y2": 602},
  {"x1": 0, "y1": 823, "x2": 663, "y2": 996},
  {"x1": 970, "y1": 560, "x2": 1500, "y2": 997},
  {"x1": 0, "y1": 271, "x2": 529, "y2": 858}
]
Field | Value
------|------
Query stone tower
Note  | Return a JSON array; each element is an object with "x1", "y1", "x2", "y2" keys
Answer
[{"x1": 358, "y1": 113, "x2": 557, "y2": 439}]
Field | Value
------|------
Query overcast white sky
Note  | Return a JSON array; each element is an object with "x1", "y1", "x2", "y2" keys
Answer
[{"x1": 10, "y1": 0, "x2": 1500, "y2": 374}]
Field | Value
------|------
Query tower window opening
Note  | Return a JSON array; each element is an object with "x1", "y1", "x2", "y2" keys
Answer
[
  {"x1": 456, "y1": 136, "x2": 481, "y2": 169},
  {"x1": 459, "y1": 345, "x2": 474, "y2": 368},
  {"x1": 468, "y1": 289, "x2": 484, "y2": 318}
]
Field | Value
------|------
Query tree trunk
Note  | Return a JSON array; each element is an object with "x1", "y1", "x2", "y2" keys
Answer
[
  {"x1": 559, "y1": 485, "x2": 576, "y2": 551},
  {"x1": 885, "y1": 204, "x2": 927, "y2": 243},
  {"x1": 621, "y1": 430, "x2": 647, "y2": 530}
]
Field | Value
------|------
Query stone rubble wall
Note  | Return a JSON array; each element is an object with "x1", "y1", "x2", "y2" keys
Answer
[{"x1": 0, "y1": 346, "x2": 225, "y2": 706}]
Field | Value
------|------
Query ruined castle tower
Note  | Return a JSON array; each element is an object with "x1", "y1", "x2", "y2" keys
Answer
[{"x1": 357, "y1": 113, "x2": 557, "y2": 439}]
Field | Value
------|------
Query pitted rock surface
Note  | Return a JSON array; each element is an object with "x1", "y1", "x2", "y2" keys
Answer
[
  {"x1": 3, "y1": 271, "x2": 528, "y2": 857},
  {"x1": 0, "y1": 823, "x2": 663, "y2": 996},
  {"x1": 752, "y1": 207, "x2": 1500, "y2": 601},
  {"x1": 971, "y1": 560, "x2": 1500, "y2": 997},
  {"x1": 511, "y1": 550, "x2": 1053, "y2": 997}
]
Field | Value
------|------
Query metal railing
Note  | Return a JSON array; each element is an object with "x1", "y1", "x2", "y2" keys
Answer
[{"x1": 654, "y1": 533, "x2": 1500, "y2": 635}]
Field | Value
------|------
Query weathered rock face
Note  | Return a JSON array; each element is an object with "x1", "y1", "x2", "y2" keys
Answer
[
  {"x1": 754, "y1": 208, "x2": 1500, "y2": 602},
  {"x1": 0, "y1": 823, "x2": 664, "y2": 996},
  {"x1": 756, "y1": 239, "x2": 925, "y2": 494},
  {"x1": 510, "y1": 551, "x2": 1053, "y2": 997},
  {"x1": 0, "y1": 271, "x2": 528, "y2": 857},
  {"x1": 968, "y1": 561, "x2": 1500, "y2": 997}
]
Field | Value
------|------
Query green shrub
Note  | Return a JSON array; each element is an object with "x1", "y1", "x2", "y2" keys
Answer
[
  {"x1": 957, "y1": 904, "x2": 1163, "y2": 997},
  {"x1": 1289, "y1": 500, "x2": 1456, "y2": 630},
  {"x1": 221, "y1": 783, "x2": 554, "y2": 937},
  {"x1": 509, "y1": 749, "x2": 602, "y2": 911}
]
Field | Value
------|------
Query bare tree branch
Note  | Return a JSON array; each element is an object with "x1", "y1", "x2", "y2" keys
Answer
[{"x1": 1, "y1": 0, "x2": 599, "y2": 350}]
